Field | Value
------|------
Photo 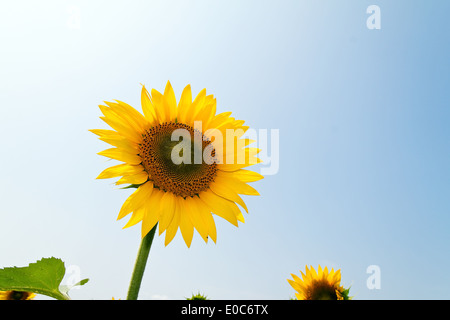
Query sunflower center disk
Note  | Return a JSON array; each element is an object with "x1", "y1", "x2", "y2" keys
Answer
[
  {"x1": 309, "y1": 281, "x2": 338, "y2": 300},
  {"x1": 139, "y1": 122, "x2": 218, "y2": 197}
]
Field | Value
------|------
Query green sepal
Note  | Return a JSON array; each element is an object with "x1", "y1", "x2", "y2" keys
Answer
[
  {"x1": 119, "y1": 184, "x2": 141, "y2": 189},
  {"x1": 340, "y1": 286, "x2": 353, "y2": 300}
]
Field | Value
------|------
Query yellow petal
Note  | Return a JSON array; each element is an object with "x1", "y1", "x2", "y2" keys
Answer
[
  {"x1": 141, "y1": 85, "x2": 156, "y2": 123},
  {"x1": 185, "y1": 88, "x2": 206, "y2": 126},
  {"x1": 184, "y1": 197, "x2": 209, "y2": 243},
  {"x1": 98, "y1": 148, "x2": 142, "y2": 165},
  {"x1": 178, "y1": 199, "x2": 194, "y2": 247},
  {"x1": 106, "y1": 100, "x2": 147, "y2": 132},
  {"x1": 236, "y1": 210, "x2": 245, "y2": 223},
  {"x1": 193, "y1": 94, "x2": 215, "y2": 125},
  {"x1": 115, "y1": 171, "x2": 149, "y2": 185},
  {"x1": 141, "y1": 189, "x2": 164, "y2": 237},
  {"x1": 100, "y1": 115, "x2": 142, "y2": 144},
  {"x1": 163, "y1": 81, "x2": 177, "y2": 122},
  {"x1": 117, "y1": 182, "x2": 153, "y2": 220},
  {"x1": 223, "y1": 146, "x2": 261, "y2": 166},
  {"x1": 213, "y1": 138, "x2": 256, "y2": 158},
  {"x1": 215, "y1": 171, "x2": 260, "y2": 196},
  {"x1": 288, "y1": 278, "x2": 303, "y2": 293},
  {"x1": 194, "y1": 197, "x2": 217, "y2": 243},
  {"x1": 96, "y1": 163, "x2": 129, "y2": 180},
  {"x1": 150, "y1": 88, "x2": 166, "y2": 123},
  {"x1": 123, "y1": 206, "x2": 145, "y2": 229},
  {"x1": 198, "y1": 190, "x2": 240, "y2": 227},
  {"x1": 99, "y1": 135, "x2": 138, "y2": 153},
  {"x1": 209, "y1": 180, "x2": 248, "y2": 213},
  {"x1": 198, "y1": 97, "x2": 216, "y2": 129},
  {"x1": 164, "y1": 196, "x2": 181, "y2": 246},
  {"x1": 89, "y1": 129, "x2": 120, "y2": 138},
  {"x1": 177, "y1": 84, "x2": 192, "y2": 124},
  {"x1": 99, "y1": 104, "x2": 145, "y2": 139},
  {"x1": 96, "y1": 163, "x2": 144, "y2": 180},
  {"x1": 310, "y1": 266, "x2": 318, "y2": 279},
  {"x1": 226, "y1": 169, "x2": 264, "y2": 183},
  {"x1": 158, "y1": 192, "x2": 176, "y2": 235},
  {"x1": 217, "y1": 148, "x2": 262, "y2": 171},
  {"x1": 205, "y1": 111, "x2": 232, "y2": 131}
]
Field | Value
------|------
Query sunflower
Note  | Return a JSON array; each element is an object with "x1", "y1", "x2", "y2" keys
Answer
[
  {"x1": 0, "y1": 290, "x2": 36, "y2": 300},
  {"x1": 91, "y1": 81, "x2": 263, "y2": 247},
  {"x1": 287, "y1": 265, "x2": 351, "y2": 300}
]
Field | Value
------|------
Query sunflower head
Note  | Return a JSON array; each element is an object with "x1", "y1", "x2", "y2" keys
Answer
[
  {"x1": 186, "y1": 292, "x2": 209, "y2": 300},
  {"x1": 92, "y1": 81, "x2": 263, "y2": 247},
  {"x1": 0, "y1": 290, "x2": 36, "y2": 300},
  {"x1": 287, "y1": 265, "x2": 351, "y2": 300}
]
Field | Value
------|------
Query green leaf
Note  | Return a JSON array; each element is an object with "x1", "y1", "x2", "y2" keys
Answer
[{"x1": 0, "y1": 257, "x2": 89, "y2": 300}]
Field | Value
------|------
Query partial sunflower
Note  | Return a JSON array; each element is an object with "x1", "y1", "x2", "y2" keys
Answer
[
  {"x1": 186, "y1": 292, "x2": 209, "y2": 300},
  {"x1": 287, "y1": 265, "x2": 351, "y2": 300},
  {"x1": 0, "y1": 290, "x2": 36, "y2": 300},
  {"x1": 91, "y1": 81, "x2": 263, "y2": 247}
]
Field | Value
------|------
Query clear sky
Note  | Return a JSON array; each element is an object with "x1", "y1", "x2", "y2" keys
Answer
[{"x1": 0, "y1": 1, "x2": 449, "y2": 300}]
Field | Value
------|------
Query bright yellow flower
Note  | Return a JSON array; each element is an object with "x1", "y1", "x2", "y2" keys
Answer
[
  {"x1": 92, "y1": 81, "x2": 263, "y2": 247},
  {"x1": 287, "y1": 265, "x2": 351, "y2": 300},
  {"x1": 0, "y1": 291, "x2": 36, "y2": 300}
]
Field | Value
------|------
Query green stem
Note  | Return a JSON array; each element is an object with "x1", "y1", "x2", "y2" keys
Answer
[{"x1": 126, "y1": 223, "x2": 158, "y2": 300}]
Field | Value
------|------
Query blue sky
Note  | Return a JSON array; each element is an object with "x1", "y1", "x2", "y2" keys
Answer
[{"x1": 0, "y1": 1, "x2": 449, "y2": 300}]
